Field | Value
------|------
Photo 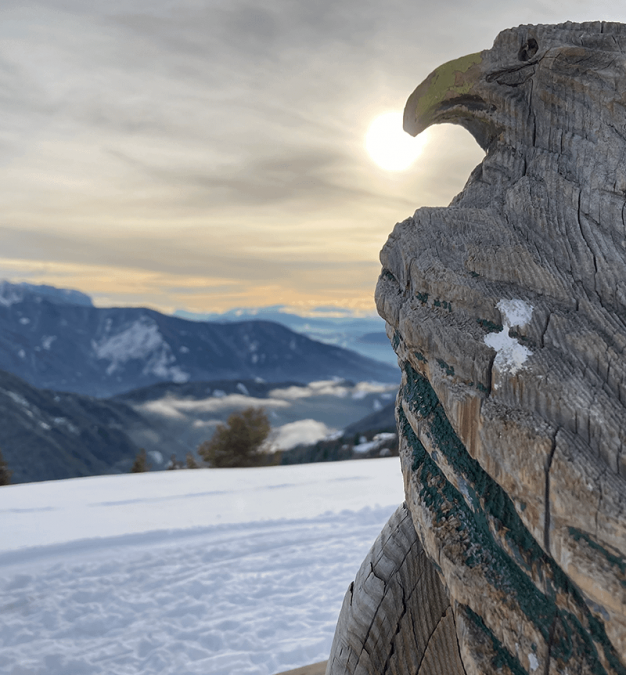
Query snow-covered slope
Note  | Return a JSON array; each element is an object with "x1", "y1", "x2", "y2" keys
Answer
[{"x1": 0, "y1": 459, "x2": 404, "y2": 675}]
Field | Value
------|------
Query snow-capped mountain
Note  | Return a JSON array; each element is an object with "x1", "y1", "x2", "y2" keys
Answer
[
  {"x1": 173, "y1": 305, "x2": 396, "y2": 366},
  {"x1": 0, "y1": 282, "x2": 398, "y2": 397},
  {"x1": 0, "y1": 280, "x2": 93, "y2": 308}
]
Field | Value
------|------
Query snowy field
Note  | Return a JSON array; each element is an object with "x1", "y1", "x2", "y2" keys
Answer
[{"x1": 0, "y1": 459, "x2": 404, "y2": 675}]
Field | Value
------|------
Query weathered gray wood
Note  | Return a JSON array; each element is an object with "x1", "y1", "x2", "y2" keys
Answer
[
  {"x1": 371, "y1": 20, "x2": 626, "y2": 675},
  {"x1": 275, "y1": 662, "x2": 328, "y2": 675},
  {"x1": 326, "y1": 503, "x2": 465, "y2": 675}
]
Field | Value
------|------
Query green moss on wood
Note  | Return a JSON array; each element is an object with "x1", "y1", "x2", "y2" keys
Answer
[
  {"x1": 392, "y1": 331, "x2": 401, "y2": 353},
  {"x1": 478, "y1": 318, "x2": 504, "y2": 333},
  {"x1": 463, "y1": 605, "x2": 529, "y2": 675},
  {"x1": 569, "y1": 527, "x2": 626, "y2": 584},
  {"x1": 437, "y1": 359, "x2": 455, "y2": 377},
  {"x1": 399, "y1": 363, "x2": 625, "y2": 674},
  {"x1": 412, "y1": 52, "x2": 483, "y2": 128},
  {"x1": 381, "y1": 269, "x2": 397, "y2": 283}
]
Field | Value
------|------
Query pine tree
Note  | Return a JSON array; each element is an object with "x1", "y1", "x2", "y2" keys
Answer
[
  {"x1": 167, "y1": 454, "x2": 183, "y2": 470},
  {"x1": 0, "y1": 447, "x2": 11, "y2": 486},
  {"x1": 186, "y1": 452, "x2": 199, "y2": 469},
  {"x1": 130, "y1": 448, "x2": 149, "y2": 473},
  {"x1": 198, "y1": 407, "x2": 270, "y2": 468}
]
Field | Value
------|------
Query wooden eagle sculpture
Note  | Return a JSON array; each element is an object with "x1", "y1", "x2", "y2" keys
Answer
[{"x1": 327, "y1": 21, "x2": 626, "y2": 675}]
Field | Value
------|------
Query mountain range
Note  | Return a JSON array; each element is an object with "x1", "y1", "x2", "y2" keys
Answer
[
  {"x1": 0, "y1": 281, "x2": 399, "y2": 483},
  {"x1": 0, "y1": 282, "x2": 398, "y2": 398},
  {"x1": 0, "y1": 367, "x2": 144, "y2": 483},
  {"x1": 174, "y1": 305, "x2": 396, "y2": 366},
  {"x1": 113, "y1": 377, "x2": 397, "y2": 465},
  {"x1": 0, "y1": 367, "x2": 398, "y2": 484}
]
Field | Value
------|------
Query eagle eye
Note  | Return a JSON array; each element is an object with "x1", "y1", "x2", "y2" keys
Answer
[{"x1": 518, "y1": 38, "x2": 538, "y2": 62}]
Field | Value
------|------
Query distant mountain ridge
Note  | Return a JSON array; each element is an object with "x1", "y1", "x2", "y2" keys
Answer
[
  {"x1": 0, "y1": 368, "x2": 144, "y2": 484},
  {"x1": 174, "y1": 304, "x2": 396, "y2": 366},
  {"x1": 0, "y1": 280, "x2": 93, "y2": 307},
  {"x1": 0, "y1": 282, "x2": 398, "y2": 398}
]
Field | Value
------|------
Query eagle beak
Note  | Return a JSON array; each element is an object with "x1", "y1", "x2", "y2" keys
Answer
[{"x1": 403, "y1": 52, "x2": 484, "y2": 137}]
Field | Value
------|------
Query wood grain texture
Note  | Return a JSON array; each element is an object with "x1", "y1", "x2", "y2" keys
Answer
[
  {"x1": 373, "y1": 20, "x2": 626, "y2": 675},
  {"x1": 326, "y1": 503, "x2": 465, "y2": 675},
  {"x1": 275, "y1": 662, "x2": 328, "y2": 675}
]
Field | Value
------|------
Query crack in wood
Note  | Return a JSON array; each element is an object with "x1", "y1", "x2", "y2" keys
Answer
[
  {"x1": 413, "y1": 608, "x2": 452, "y2": 675},
  {"x1": 544, "y1": 428, "x2": 559, "y2": 553}
]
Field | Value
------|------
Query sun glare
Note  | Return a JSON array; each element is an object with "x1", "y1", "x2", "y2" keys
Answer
[{"x1": 366, "y1": 111, "x2": 428, "y2": 171}]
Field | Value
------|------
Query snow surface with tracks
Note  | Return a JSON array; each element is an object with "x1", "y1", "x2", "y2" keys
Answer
[{"x1": 0, "y1": 459, "x2": 404, "y2": 675}]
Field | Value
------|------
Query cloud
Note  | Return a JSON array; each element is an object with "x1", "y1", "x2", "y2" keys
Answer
[
  {"x1": 3, "y1": 0, "x2": 625, "y2": 311},
  {"x1": 268, "y1": 379, "x2": 396, "y2": 401},
  {"x1": 137, "y1": 393, "x2": 290, "y2": 419},
  {"x1": 270, "y1": 419, "x2": 334, "y2": 450}
]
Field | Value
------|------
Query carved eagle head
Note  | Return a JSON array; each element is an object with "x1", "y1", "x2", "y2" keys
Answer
[{"x1": 404, "y1": 21, "x2": 626, "y2": 157}]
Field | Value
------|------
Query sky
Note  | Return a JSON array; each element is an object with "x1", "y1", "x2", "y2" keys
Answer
[{"x1": 2, "y1": 0, "x2": 626, "y2": 315}]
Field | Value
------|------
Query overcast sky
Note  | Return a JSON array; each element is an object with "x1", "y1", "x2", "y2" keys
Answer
[{"x1": 2, "y1": 0, "x2": 626, "y2": 315}]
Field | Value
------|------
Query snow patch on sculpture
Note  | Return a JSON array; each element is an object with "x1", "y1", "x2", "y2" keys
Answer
[{"x1": 484, "y1": 299, "x2": 533, "y2": 379}]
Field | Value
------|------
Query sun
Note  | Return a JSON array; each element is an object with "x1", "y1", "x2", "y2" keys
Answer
[{"x1": 365, "y1": 111, "x2": 428, "y2": 171}]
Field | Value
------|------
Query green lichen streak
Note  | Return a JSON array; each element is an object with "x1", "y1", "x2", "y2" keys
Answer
[
  {"x1": 400, "y1": 363, "x2": 625, "y2": 674},
  {"x1": 462, "y1": 605, "x2": 528, "y2": 675},
  {"x1": 569, "y1": 528, "x2": 626, "y2": 587}
]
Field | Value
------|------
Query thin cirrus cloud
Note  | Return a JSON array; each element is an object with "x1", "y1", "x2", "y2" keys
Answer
[{"x1": 0, "y1": 0, "x2": 624, "y2": 313}]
